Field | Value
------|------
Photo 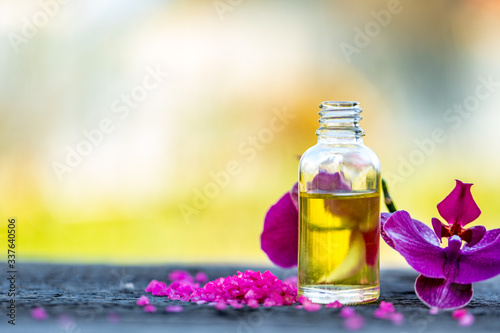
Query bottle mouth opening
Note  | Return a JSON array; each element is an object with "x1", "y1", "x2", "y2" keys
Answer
[{"x1": 320, "y1": 101, "x2": 359, "y2": 109}]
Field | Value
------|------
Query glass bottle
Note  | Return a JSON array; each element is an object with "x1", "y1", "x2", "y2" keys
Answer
[{"x1": 298, "y1": 101, "x2": 381, "y2": 304}]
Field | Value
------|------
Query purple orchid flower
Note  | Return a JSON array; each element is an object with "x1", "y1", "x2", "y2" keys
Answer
[
  {"x1": 260, "y1": 171, "x2": 379, "y2": 268},
  {"x1": 261, "y1": 182, "x2": 299, "y2": 268},
  {"x1": 381, "y1": 180, "x2": 500, "y2": 310}
]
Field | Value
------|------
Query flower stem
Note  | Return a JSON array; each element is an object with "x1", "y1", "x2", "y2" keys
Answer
[{"x1": 382, "y1": 179, "x2": 397, "y2": 213}]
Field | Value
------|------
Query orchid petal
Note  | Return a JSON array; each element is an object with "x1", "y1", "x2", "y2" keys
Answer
[
  {"x1": 380, "y1": 212, "x2": 394, "y2": 249},
  {"x1": 453, "y1": 231, "x2": 500, "y2": 284},
  {"x1": 290, "y1": 182, "x2": 299, "y2": 210},
  {"x1": 463, "y1": 228, "x2": 500, "y2": 252},
  {"x1": 437, "y1": 180, "x2": 481, "y2": 226},
  {"x1": 384, "y1": 211, "x2": 445, "y2": 278},
  {"x1": 431, "y1": 218, "x2": 444, "y2": 242},
  {"x1": 309, "y1": 171, "x2": 351, "y2": 191},
  {"x1": 261, "y1": 191, "x2": 298, "y2": 268},
  {"x1": 382, "y1": 212, "x2": 441, "y2": 249},
  {"x1": 463, "y1": 225, "x2": 486, "y2": 247},
  {"x1": 415, "y1": 275, "x2": 473, "y2": 310}
]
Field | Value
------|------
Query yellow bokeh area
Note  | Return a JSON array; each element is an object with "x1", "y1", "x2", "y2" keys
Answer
[{"x1": 1, "y1": 0, "x2": 500, "y2": 267}]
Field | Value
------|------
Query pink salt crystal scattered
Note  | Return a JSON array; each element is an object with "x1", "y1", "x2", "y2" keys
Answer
[
  {"x1": 373, "y1": 302, "x2": 404, "y2": 325},
  {"x1": 295, "y1": 305, "x2": 303, "y2": 309},
  {"x1": 326, "y1": 301, "x2": 342, "y2": 308},
  {"x1": 429, "y1": 308, "x2": 439, "y2": 315},
  {"x1": 452, "y1": 308, "x2": 474, "y2": 326},
  {"x1": 31, "y1": 307, "x2": 48, "y2": 321},
  {"x1": 166, "y1": 305, "x2": 183, "y2": 313},
  {"x1": 302, "y1": 302, "x2": 321, "y2": 312},
  {"x1": 145, "y1": 280, "x2": 167, "y2": 295},
  {"x1": 452, "y1": 308, "x2": 468, "y2": 319},
  {"x1": 283, "y1": 295, "x2": 296, "y2": 305},
  {"x1": 247, "y1": 299, "x2": 259, "y2": 308},
  {"x1": 389, "y1": 312, "x2": 404, "y2": 325},
  {"x1": 195, "y1": 272, "x2": 208, "y2": 283},
  {"x1": 107, "y1": 312, "x2": 120, "y2": 324},
  {"x1": 297, "y1": 295, "x2": 309, "y2": 304},
  {"x1": 228, "y1": 300, "x2": 243, "y2": 309},
  {"x1": 143, "y1": 305, "x2": 157, "y2": 313},
  {"x1": 374, "y1": 308, "x2": 388, "y2": 319},
  {"x1": 344, "y1": 314, "x2": 364, "y2": 331},
  {"x1": 297, "y1": 295, "x2": 321, "y2": 311},
  {"x1": 458, "y1": 313, "x2": 474, "y2": 327},
  {"x1": 263, "y1": 298, "x2": 277, "y2": 307},
  {"x1": 340, "y1": 306, "x2": 356, "y2": 318},
  {"x1": 215, "y1": 301, "x2": 227, "y2": 310},
  {"x1": 168, "y1": 270, "x2": 192, "y2": 282},
  {"x1": 136, "y1": 295, "x2": 150, "y2": 306},
  {"x1": 379, "y1": 301, "x2": 395, "y2": 312},
  {"x1": 196, "y1": 300, "x2": 206, "y2": 305}
]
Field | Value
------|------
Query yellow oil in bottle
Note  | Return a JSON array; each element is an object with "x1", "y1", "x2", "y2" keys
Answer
[{"x1": 298, "y1": 191, "x2": 380, "y2": 304}]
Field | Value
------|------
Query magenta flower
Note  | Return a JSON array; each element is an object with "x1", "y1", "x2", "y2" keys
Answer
[
  {"x1": 381, "y1": 180, "x2": 500, "y2": 310},
  {"x1": 432, "y1": 180, "x2": 485, "y2": 246},
  {"x1": 261, "y1": 171, "x2": 378, "y2": 268},
  {"x1": 260, "y1": 183, "x2": 299, "y2": 268}
]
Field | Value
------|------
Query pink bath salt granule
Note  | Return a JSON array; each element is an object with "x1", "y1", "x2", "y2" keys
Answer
[
  {"x1": 326, "y1": 301, "x2": 342, "y2": 308},
  {"x1": 297, "y1": 296, "x2": 321, "y2": 312},
  {"x1": 228, "y1": 300, "x2": 243, "y2": 309},
  {"x1": 452, "y1": 308, "x2": 468, "y2": 319},
  {"x1": 344, "y1": 314, "x2": 364, "y2": 331},
  {"x1": 166, "y1": 305, "x2": 183, "y2": 313},
  {"x1": 374, "y1": 308, "x2": 388, "y2": 319},
  {"x1": 136, "y1": 295, "x2": 150, "y2": 306},
  {"x1": 195, "y1": 272, "x2": 208, "y2": 283},
  {"x1": 143, "y1": 305, "x2": 157, "y2": 313},
  {"x1": 379, "y1": 301, "x2": 395, "y2": 312},
  {"x1": 247, "y1": 299, "x2": 259, "y2": 308},
  {"x1": 458, "y1": 313, "x2": 475, "y2": 327},
  {"x1": 303, "y1": 302, "x2": 321, "y2": 312},
  {"x1": 340, "y1": 306, "x2": 356, "y2": 318},
  {"x1": 215, "y1": 300, "x2": 227, "y2": 310},
  {"x1": 389, "y1": 312, "x2": 404, "y2": 325},
  {"x1": 31, "y1": 307, "x2": 48, "y2": 321},
  {"x1": 263, "y1": 298, "x2": 277, "y2": 307},
  {"x1": 145, "y1": 280, "x2": 168, "y2": 295},
  {"x1": 168, "y1": 270, "x2": 193, "y2": 282},
  {"x1": 373, "y1": 302, "x2": 404, "y2": 325},
  {"x1": 452, "y1": 308, "x2": 474, "y2": 326}
]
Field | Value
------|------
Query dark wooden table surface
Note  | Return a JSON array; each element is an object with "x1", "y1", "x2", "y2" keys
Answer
[{"x1": 1, "y1": 263, "x2": 499, "y2": 332}]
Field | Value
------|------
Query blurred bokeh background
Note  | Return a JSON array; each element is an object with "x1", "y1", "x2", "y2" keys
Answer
[{"x1": 1, "y1": 0, "x2": 499, "y2": 267}]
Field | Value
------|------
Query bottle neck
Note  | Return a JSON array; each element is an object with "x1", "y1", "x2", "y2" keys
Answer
[{"x1": 316, "y1": 101, "x2": 365, "y2": 144}]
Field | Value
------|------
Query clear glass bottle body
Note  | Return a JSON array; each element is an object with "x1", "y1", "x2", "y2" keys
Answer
[{"x1": 298, "y1": 101, "x2": 381, "y2": 304}]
